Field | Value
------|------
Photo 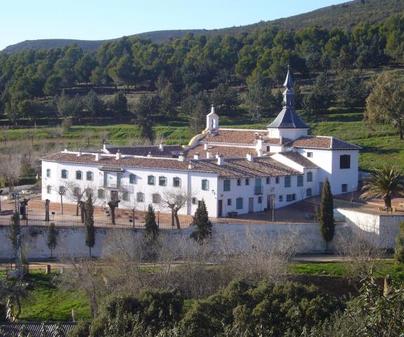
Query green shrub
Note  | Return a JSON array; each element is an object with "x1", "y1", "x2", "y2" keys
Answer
[{"x1": 395, "y1": 222, "x2": 404, "y2": 263}]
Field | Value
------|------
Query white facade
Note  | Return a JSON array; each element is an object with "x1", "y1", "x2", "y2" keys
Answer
[{"x1": 41, "y1": 70, "x2": 360, "y2": 219}]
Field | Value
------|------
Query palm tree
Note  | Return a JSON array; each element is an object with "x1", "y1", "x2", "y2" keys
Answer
[{"x1": 361, "y1": 166, "x2": 404, "y2": 210}]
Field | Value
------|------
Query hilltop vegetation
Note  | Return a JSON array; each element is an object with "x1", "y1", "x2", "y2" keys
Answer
[{"x1": 3, "y1": 0, "x2": 403, "y2": 53}]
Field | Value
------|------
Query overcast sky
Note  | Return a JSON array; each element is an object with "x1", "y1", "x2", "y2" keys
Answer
[{"x1": 1, "y1": 0, "x2": 349, "y2": 50}]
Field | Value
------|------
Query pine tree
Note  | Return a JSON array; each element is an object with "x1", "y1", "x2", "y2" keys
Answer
[
  {"x1": 47, "y1": 222, "x2": 58, "y2": 258},
  {"x1": 144, "y1": 204, "x2": 159, "y2": 241},
  {"x1": 319, "y1": 179, "x2": 335, "y2": 250},
  {"x1": 190, "y1": 200, "x2": 212, "y2": 243},
  {"x1": 84, "y1": 195, "x2": 95, "y2": 257}
]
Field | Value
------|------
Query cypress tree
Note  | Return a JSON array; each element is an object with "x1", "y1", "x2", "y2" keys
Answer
[
  {"x1": 190, "y1": 200, "x2": 212, "y2": 243},
  {"x1": 9, "y1": 212, "x2": 21, "y2": 253},
  {"x1": 84, "y1": 195, "x2": 95, "y2": 257},
  {"x1": 47, "y1": 222, "x2": 58, "y2": 258},
  {"x1": 144, "y1": 204, "x2": 159, "y2": 241},
  {"x1": 319, "y1": 178, "x2": 335, "y2": 250},
  {"x1": 394, "y1": 222, "x2": 404, "y2": 263}
]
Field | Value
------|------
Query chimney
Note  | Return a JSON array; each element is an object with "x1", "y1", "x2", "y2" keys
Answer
[
  {"x1": 280, "y1": 136, "x2": 283, "y2": 144},
  {"x1": 257, "y1": 148, "x2": 263, "y2": 157},
  {"x1": 206, "y1": 151, "x2": 211, "y2": 159},
  {"x1": 217, "y1": 154, "x2": 224, "y2": 166},
  {"x1": 95, "y1": 153, "x2": 100, "y2": 161},
  {"x1": 193, "y1": 153, "x2": 200, "y2": 160},
  {"x1": 147, "y1": 152, "x2": 152, "y2": 158},
  {"x1": 188, "y1": 163, "x2": 193, "y2": 169},
  {"x1": 77, "y1": 150, "x2": 82, "y2": 157},
  {"x1": 204, "y1": 143, "x2": 208, "y2": 150},
  {"x1": 246, "y1": 153, "x2": 253, "y2": 162},
  {"x1": 159, "y1": 144, "x2": 164, "y2": 151},
  {"x1": 102, "y1": 143, "x2": 108, "y2": 152},
  {"x1": 178, "y1": 153, "x2": 185, "y2": 162},
  {"x1": 115, "y1": 150, "x2": 121, "y2": 160}
]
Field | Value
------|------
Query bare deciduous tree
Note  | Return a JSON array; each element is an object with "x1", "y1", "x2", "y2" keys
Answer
[
  {"x1": 0, "y1": 154, "x2": 22, "y2": 193},
  {"x1": 162, "y1": 190, "x2": 190, "y2": 229}
]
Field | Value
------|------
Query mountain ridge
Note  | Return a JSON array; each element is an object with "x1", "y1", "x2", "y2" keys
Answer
[{"x1": 2, "y1": 0, "x2": 403, "y2": 53}]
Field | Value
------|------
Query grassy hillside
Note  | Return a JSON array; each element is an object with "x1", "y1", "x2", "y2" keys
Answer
[
  {"x1": 1, "y1": 112, "x2": 402, "y2": 172},
  {"x1": 3, "y1": 0, "x2": 403, "y2": 53}
]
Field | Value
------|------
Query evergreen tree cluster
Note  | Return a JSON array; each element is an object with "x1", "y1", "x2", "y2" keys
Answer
[{"x1": 0, "y1": 14, "x2": 402, "y2": 123}]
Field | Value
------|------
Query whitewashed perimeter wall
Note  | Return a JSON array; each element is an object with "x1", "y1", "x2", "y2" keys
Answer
[
  {"x1": 0, "y1": 223, "x2": 338, "y2": 260},
  {"x1": 336, "y1": 208, "x2": 403, "y2": 249}
]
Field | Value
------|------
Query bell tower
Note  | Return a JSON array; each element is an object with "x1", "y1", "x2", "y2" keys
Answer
[{"x1": 206, "y1": 105, "x2": 219, "y2": 133}]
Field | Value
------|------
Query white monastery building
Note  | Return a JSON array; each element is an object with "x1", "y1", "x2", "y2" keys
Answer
[{"x1": 41, "y1": 69, "x2": 360, "y2": 217}]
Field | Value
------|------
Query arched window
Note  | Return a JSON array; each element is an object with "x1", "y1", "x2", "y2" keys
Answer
[
  {"x1": 86, "y1": 171, "x2": 93, "y2": 181},
  {"x1": 129, "y1": 174, "x2": 136, "y2": 184},
  {"x1": 76, "y1": 170, "x2": 82, "y2": 180},
  {"x1": 61, "y1": 169, "x2": 68, "y2": 179},
  {"x1": 173, "y1": 177, "x2": 181, "y2": 187},
  {"x1": 137, "y1": 192, "x2": 144, "y2": 202}
]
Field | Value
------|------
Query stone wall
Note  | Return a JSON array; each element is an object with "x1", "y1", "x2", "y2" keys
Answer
[{"x1": 0, "y1": 222, "x2": 334, "y2": 260}]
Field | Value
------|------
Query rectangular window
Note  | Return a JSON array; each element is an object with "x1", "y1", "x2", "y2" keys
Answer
[
  {"x1": 342, "y1": 184, "x2": 348, "y2": 193},
  {"x1": 307, "y1": 152, "x2": 313, "y2": 158},
  {"x1": 137, "y1": 192, "x2": 144, "y2": 202},
  {"x1": 173, "y1": 177, "x2": 181, "y2": 187},
  {"x1": 306, "y1": 188, "x2": 312, "y2": 197},
  {"x1": 122, "y1": 191, "x2": 129, "y2": 201},
  {"x1": 286, "y1": 194, "x2": 293, "y2": 202},
  {"x1": 236, "y1": 197, "x2": 243, "y2": 210},
  {"x1": 129, "y1": 174, "x2": 136, "y2": 184},
  {"x1": 227, "y1": 198, "x2": 232, "y2": 206},
  {"x1": 46, "y1": 169, "x2": 51, "y2": 178},
  {"x1": 152, "y1": 193, "x2": 161, "y2": 204},
  {"x1": 159, "y1": 176, "x2": 167, "y2": 186},
  {"x1": 61, "y1": 170, "x2": 68, "y2": 179},
  {"x1": 258, "y1": 196, "x2": 262, "y2": 204},
  {"x1": 306, "y1": 171, "x2": 313, "y2": 182},
  {"x1": 76, "y1": 171, "x2": 82, "y2": 180},
  {"x1": 86, "y1": 171, "x2": 93, "y2": 181},
  {"x1": 245, "y1": 178, "x2": 250, "y2": 186},
  {"x1": 192, "y1": 197, "x2": 197, "y2": 205},
  {"x1": 201, "y1": 179, "x2": 209, "y2": 191},
  {"x1": 266, "y1": 146, "x2": 270, "y2": 152},
  {"x1": 279, "y1": 195, "x2": 283, "y2": 202},
  {"x1": 223, "y1": 179, "x2": 231, "y2": 192},
  {"x1": 284, "y1": 176, "x2": 291, "y2": 188},
  {"x1": 148, "y1": 175, "x2": 155, "y2": 185},
  {"x1": 266, "y1": 177, "x2": 270, "y2": 184},
  {"x1": 297, "y1": 175, "x2": 304, "y2": 187},
  {"x1": 275, "y1": 177, "x2": 280, "y2": 184},
  {"x1": 98, "y1": 189, "x2": 105, "y2": 199},
  {"x1": 237, "y1": 179, "x2": 241, "y2": 186},
  {"x1": 46, "y1": 185, "x2": 51, "y2": 194},
  {"x1": 340, "y1": 155, "x2": 351, "y2": 169}
]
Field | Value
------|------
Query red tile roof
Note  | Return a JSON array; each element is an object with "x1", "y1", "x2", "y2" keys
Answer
[
  {"x1": 289, "y1": 136, "x2": 360, "y2": 150},
  {"x1": 204, "y1": 129, "x2": 267, "y2": 144}
]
